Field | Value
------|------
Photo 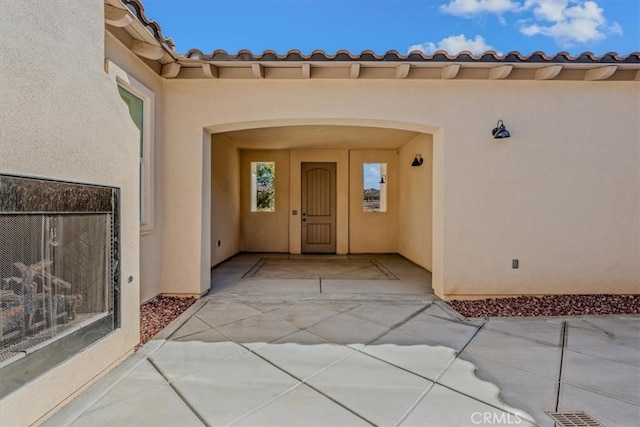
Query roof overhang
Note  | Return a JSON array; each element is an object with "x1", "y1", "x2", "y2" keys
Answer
[
  {"x1": 105, "y1": 0, "x2": 640, "y2": 82},
  {"x1": 104, "y1": 0, "x2": 178, "y2": 67}
]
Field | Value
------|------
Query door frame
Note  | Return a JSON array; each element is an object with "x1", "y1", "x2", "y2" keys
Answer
[
  {"x1": 301, "y1": 162, "x2": 337, "y2": 253},
  {"x1": 288, "y1": 150, "x2": 351, "y2": 255}
]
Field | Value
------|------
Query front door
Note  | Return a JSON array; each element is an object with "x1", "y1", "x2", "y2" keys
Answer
[{"x1": 301, "y1": 162, "x2": 336, "y2": 253}]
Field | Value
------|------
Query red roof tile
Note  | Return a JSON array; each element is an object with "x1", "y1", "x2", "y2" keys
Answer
[{"x1": 123, "y1": 0, "x2": 639, "y2": 65}]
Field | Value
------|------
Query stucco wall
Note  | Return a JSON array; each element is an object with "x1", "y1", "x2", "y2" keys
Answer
[
  {"x1": 349, "y1": 150, "x2": 399, "y2": 253},
  {"x1": 211, "y1": 135, "x2": 241, "y2": 265},
  {"x1": 217, "y1": 146, "x2": 409, "y2": 256},
  {"x1": 441, "y1": 82, "x2": 640, "y2": 298},
  {"x1": 398, "y1": 134, "x2": 433, "y2": 271},
  {"x1": 0, "y1": 1, "x2": 140, "y2": 424},
  {"x1": 240, "y1": 150, "x2": 290, "y2": 253},
  {"x1": 104, "y1": 32, "x2": 165, "y2": 303},
  {"x1": 161, "y1": 77, "x2": 639, "y2": 299}
]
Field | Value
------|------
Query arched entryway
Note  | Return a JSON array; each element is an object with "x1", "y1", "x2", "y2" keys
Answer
[{"x1": 204, "y1": 118, "x2": 444, "y2": 293}]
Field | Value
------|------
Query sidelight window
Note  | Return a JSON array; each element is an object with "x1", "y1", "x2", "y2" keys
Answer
[
  {"x1": 363, "y1": 163, "x2": 387, "y2": 212},
  {"x1": 251, "y1": 162, "x2": 275, "y2": 212}
]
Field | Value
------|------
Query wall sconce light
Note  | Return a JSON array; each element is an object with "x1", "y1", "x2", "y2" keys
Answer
[
  {"x1": 492, "y1": 119, "x2": 511, "y2": 139},
  {"x1": 379, "y1": 175, "x2": 387, "y2": 184},
  {"x1": 411, "y1": 154, "x2": 424, "y2": 167}
]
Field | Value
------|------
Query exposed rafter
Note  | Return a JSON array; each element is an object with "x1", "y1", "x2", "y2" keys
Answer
[
  {"x1": 104, "y1": 4, "x2": 133, "y2": 27},
  {"x1": 252, "y1": 63, "x2": 264, "y2": 79},
  {"x1": 202, "y1": 64, "x2": 218, "y2": 78},
  {"x1": 440, "y1": 64, "x2": 460, "y2": 79},
  {"x1": 489, "y1": 65, "x2": 513, "y2": 80},
  {"x1": 350, "y1": 63, "x2": 360, "y2": 79},
  {"x1": 534, "y1": 65, "x2": 563, "y2": 80},
  {"x1": 585, "y1": 65, "x2": 617, "y2": 81},
  {"x1": 130, "y1": 40, "x2": 164, "y2": 60},
  {"x1": 395, "y1": 64, "x2": 410, "y2": 79},
  {"x1": 302, "y1": 63, "x2": 311, "y2": 79},
  {"x1": 161, "y1": 63, "x2": 181, "y2": 78}
]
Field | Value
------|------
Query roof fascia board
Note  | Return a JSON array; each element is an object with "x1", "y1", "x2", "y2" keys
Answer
[
  {"x1": 178, "y1": 58, "x2": 638, "y2": 69},
  {"x1": 105, "y1": 0, "x2": 178, "y2": 66}
]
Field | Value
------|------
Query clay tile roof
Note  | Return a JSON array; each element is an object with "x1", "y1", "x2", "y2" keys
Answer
[
  {"x1": 122, "y1": 0, "x2": 175, "y2": 50},
  {"x1": 181, "y1": 48, "x2": 640, "y2": 64},
  {"x1": 121, "y1": 0, "x2": 639, "y2": 65}
]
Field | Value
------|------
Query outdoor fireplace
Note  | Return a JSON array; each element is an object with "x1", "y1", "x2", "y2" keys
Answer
[{"x1": 0, "y1": 175, "x2": 120, "y2": 398}]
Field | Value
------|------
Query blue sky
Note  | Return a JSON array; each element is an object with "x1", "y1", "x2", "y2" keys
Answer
[
  {"x1": 141, "y1": 0, "x2": 639, "y2": 56},
  {"x1": 364, "y1": 163, "x2": 382, "y2": 190}
]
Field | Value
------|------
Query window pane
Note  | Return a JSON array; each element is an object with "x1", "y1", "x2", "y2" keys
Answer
[
  {"x1": 117, "y1": 86, "x2": 144, "y2": 157},
  {"x1": 363, "y1": 163, "x2": 387, "y2": 212},
  {"x1": 251, "y1": 162, "x2": 275, "y2": 212},
  {"x1": 117, "y1": 85, "x2": 145, "y2": 223}
]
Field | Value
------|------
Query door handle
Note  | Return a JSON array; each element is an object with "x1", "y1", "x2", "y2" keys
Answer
[{"x1": 302, "y1": 213, "x2": 306, "y2": 222}]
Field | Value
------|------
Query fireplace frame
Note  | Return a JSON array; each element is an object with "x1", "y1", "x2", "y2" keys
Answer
[{"x1": 0, "y1": 174, "x2": 121, "y2": 398}]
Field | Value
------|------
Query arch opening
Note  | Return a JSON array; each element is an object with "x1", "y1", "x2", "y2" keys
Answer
[{"x1": 205, "y1": 119, "x2": 444, "y2": 293}]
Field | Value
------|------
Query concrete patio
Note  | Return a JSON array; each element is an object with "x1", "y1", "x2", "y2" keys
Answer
[{"x1": 44, "y1": 254, "x2": 639, "y2": 426}]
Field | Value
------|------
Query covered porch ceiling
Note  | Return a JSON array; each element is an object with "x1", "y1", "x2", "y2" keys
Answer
[{"x1": 217, "y1": 125, "x2": 421, "y2": 150}]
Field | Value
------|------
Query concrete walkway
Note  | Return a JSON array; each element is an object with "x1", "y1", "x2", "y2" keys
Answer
[{"x1": 45, "y1": 255, "x2": 640, "y2": 426}]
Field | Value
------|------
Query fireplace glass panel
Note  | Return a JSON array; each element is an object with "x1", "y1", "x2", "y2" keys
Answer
[
  {"x1": 0, "y1": 214, "x2": 113, "y2": 362},
  {"x1": 0, "y1": 174, "x2": 120, "y2": 398}
]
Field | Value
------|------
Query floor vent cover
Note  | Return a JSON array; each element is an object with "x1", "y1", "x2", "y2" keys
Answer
[{"x1": 546, "y1": 411, "x2": 605, "y2": 427}]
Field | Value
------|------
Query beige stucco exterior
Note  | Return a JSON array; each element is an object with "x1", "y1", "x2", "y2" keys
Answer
[
  {"x1": 240, "y1": 150, "x2": 291, "y2": 253},
  {"x1": 398, "y1": 134, "x2": 433, "y2": 272},
  {"x1": 0, "y1": 1, "x2": 141, "y2": 424},
  {"x1": 1, "y1": 0, "x2": 639, "y2": 423},
  {"x1": 349, "y1": 150, "x2": 399, "y2": 253},
  {"x1": 211, "y1": 135, "x2": 241, "y2": 265},
  {"x1": 104, "y1": 32, "x2": 167, "y2": 303},
  {"x1": 160, "y1": 79, "x2": 639, "y2": 299}
]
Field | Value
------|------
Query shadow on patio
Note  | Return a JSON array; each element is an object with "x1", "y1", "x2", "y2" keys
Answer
[{"x1": 45, "y1": 254, "x2": 639, "y2": 426}]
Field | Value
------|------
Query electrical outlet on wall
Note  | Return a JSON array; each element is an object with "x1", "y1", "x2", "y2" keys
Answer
[{"x1": 512, "y1": 259, "x2": 519, "y2": 269}]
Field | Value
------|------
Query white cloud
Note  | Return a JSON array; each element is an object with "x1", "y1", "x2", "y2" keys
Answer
[
  {"x1": 440, "y1": 0, "x2": 522, "y2": 16},
  {"x1": 408, "y1": 34, "x2": 496, "y2": 55},
  {"x1": 436, "y1": 0, "x2": 622, "y2": 48},
  {"x1": 520, "y1": 0, "x2": 622, "y2": 46},
  {"x1": 525, "y1": 0, "x2": 567, "y2": 21}
]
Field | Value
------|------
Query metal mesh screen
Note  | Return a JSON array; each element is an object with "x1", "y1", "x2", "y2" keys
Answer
[{"x1": 0, "y1": 214, "x2": 112, "y2": 363}]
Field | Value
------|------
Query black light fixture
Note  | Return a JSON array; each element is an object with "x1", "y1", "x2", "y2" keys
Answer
[
  {"x1": 411, "y1": 154, "x2": 424, "y2": 167},
  {"x1": 492, "y1": 119, "x2": 511, "y2": 139},
  {"x1": 379, "y1": 175, "x2": 387, "y2": 184}
]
